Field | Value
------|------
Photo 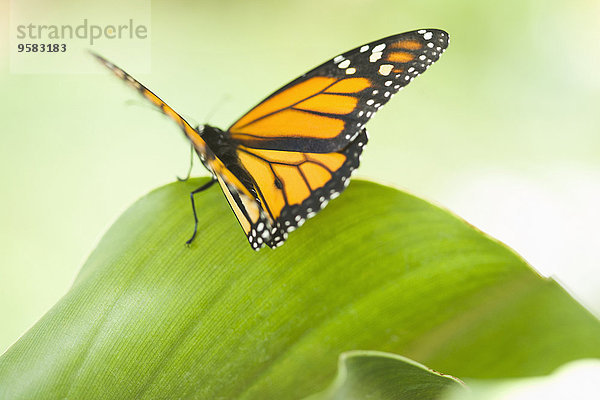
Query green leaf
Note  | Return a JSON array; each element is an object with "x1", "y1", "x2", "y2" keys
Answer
[
  {"x1": 304, "y1": 351, "x2": 464, "y2": 400},
  {"x1": 1, "y1": 179, "x2": 599, "y2": 399}
]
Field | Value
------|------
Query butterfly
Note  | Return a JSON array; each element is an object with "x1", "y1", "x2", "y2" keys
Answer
[{"x1": 92, "y1": 29, "x2": 449, "y2": 251}]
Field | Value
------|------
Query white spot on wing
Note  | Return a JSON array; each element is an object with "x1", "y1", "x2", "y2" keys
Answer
[
  {"x1": 372, "y1": 43, "x2": 386, "y2": 52},
  {"x1": 378, "y1": 64, "x2": 393, "y2": 76},
  {"x1": 338, "y1": 59, "x2": 351, "y2": 69},
  {"x1": 369, "y1": 52, "x2": 382, "y2": 63}
]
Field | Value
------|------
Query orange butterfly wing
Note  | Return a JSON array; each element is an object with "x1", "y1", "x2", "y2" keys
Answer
[
  {"x1": 229, "y1": 29, "x2": 449, "y2": 153},
  {"x1": 227, "y1": 29, "x2": 449, "y2": 247},
  {"x1": 212, "y1": 160, "x2": 274, "y2": 250},
  {"x1": 237, "y1": 129, "x2": 367, "y2": 247},
  {"x1": 90, "y1": 52, "x2": 210, "y2": 157}
]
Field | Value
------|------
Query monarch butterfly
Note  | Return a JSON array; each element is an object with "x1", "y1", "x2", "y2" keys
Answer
[{"x1": 92, "y1": 29, "x2": 449, "y2": 250}]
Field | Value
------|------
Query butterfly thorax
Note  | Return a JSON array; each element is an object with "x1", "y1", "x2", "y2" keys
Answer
[
  {"x1": 197, "y1": 124, "x2": 257, "y2": 196},
  {"x1": 197, "y1": 124, "x2": 236, "y2": 166}
]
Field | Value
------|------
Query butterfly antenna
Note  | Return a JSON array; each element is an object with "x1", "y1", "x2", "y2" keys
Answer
[
  {"x1": 124, "y1": 98, "x2": 164, "y2": 114},
  {"x1": 203, "y1": 94, "x2": 231, "y2": 124},
  {"x1": 181, "y1": 114, "x2": 200, "y2": 129}
]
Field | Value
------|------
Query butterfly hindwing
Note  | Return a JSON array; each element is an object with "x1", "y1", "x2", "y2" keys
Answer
[
  {"x1": 215, "y1": 174, "x2": 273, "y2": 250},
  {"x1": 228, "y1": 29, "x2": 448, "y2": 153},
  {"x1": 235, "y1": 129, "x2": 369, "y2": 248}
]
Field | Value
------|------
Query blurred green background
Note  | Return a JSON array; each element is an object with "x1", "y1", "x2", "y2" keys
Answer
[{"x1": 1, "y1": 0, "x2": 598, "y2": 354}]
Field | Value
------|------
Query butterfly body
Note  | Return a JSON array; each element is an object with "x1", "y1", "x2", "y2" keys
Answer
[
  {"x1": 195, "y1": 125, "x2": 239, "y2": 175},
  {"x1": 92, "y1": 29, "x2": 449, "y2": 250}
]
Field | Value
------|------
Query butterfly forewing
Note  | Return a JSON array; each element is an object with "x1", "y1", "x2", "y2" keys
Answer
[
  {"x1": 228, "y1": 29, "x2": 448, "y2": 153},
  {"x1": 90, "y1": 52, "x2": 209, "y2": 155}
]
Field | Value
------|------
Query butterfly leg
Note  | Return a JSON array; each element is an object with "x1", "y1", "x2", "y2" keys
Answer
[
  {"x1": 185, "y1": 178, "x2": 217, "y2": 245},
  {"x1": 177, "y1": 143, "x2": 195, "y2": 182}
]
